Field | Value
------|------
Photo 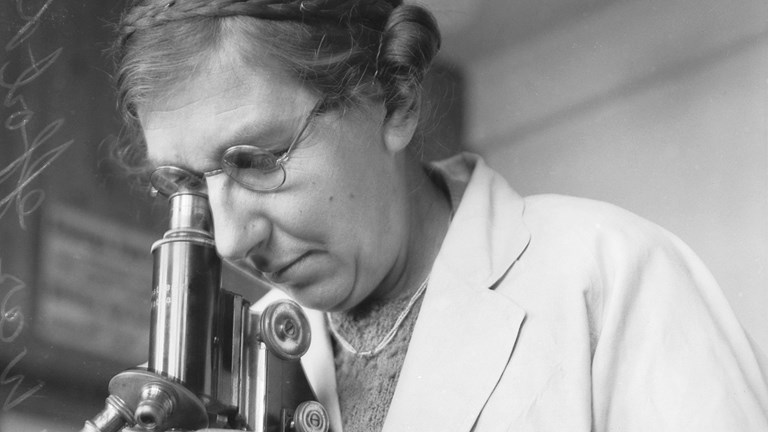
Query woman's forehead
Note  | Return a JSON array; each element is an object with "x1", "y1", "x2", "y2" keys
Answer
[{"x1": 139, "y1": 56, "x2": 311, "y2": 129}]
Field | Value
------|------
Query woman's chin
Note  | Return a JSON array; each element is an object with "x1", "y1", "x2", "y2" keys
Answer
[{"x1": 272, "y1": 282, "x2": 337, "y2": 312}]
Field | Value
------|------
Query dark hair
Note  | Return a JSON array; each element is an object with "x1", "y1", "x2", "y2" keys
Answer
[{"x1": 111, "y1": 0, "x2": 441, "y2": 171}]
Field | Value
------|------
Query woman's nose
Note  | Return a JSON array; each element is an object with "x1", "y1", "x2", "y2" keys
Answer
[{"x1": 205, "y1": 175, "x2": 272, "y2": 261}]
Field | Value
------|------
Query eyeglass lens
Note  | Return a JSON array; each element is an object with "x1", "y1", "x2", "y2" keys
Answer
[
  {"x1": 221, "y1": 145, "x2": 287, "y2": 191},
  {"x1": 150, "y1": 165, "x2": 207, "y2": 196}
]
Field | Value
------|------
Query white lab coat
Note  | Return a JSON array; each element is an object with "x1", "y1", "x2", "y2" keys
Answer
[{"x1": 259, "y1": 153, "x2": 768, "y2": 431}]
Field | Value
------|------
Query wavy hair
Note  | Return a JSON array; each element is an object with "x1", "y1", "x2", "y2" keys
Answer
[{"x1": 110, "y1": 0, "x2": 441, "y2": 173}]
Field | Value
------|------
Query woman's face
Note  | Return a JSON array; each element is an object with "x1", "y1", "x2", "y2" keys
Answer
[{"x1": 139, "y1": 53, "x2": 413, "y2": 312}]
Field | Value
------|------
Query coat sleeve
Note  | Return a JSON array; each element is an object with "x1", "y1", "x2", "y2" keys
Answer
[{"x1": 588, "y1": 211, "x2": 768, "y2": 431}]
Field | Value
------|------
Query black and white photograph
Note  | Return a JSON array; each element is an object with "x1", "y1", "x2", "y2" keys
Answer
[{"x1": 0, "y1": 0, "x2": 767, "y2": 431}]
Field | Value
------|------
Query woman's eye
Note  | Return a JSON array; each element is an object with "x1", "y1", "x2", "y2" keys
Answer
[{"x1": 225, "y1": 152, "x2": 276, "y2": 171}]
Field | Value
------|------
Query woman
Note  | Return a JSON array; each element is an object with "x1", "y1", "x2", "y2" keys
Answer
[{"x1": 113, "y1": 0, "x2": 768, "y2": 430}]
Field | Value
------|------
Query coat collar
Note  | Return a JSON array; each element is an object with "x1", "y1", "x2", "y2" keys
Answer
[
  {"x1": 428, "y1": 153, "x2": 531, "y2": 289},
  {"x1": 301, "y1": 153, "x2": 531, "y2": 432}
]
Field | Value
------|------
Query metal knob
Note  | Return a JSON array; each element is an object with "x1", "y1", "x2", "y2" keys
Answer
[
  {"x1": 134, "y1": 382, "x2": 176, "y2": 430},
  {"x1": 292, "y1": 401, "x2": 330, "y2": 432},
  {"x1": 260, "y1": 300, "x2": 311, "y2": 361},
  {"x1": 79, "y1": 395, "x2": 134, "y2": 432}
]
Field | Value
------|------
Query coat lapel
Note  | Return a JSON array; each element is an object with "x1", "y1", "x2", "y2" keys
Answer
[
  {"x1": 381, "y1": 154, "x2": 531, "y2": 431},
  {"x1": 302, "y1": 308, "x2": 343, "y2": 430},
  {"x1": 381, "y1": 270, "x2": 526, "y2": 432}
]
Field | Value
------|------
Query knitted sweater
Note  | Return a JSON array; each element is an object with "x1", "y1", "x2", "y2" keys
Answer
[{"x1": 327, "y1": 290, "x2": 426, "y2": 432}]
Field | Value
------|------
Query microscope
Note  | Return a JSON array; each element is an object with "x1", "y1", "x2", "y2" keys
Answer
[{"x1": 81, "y1": 167, "x2": 329, "y2": 432}]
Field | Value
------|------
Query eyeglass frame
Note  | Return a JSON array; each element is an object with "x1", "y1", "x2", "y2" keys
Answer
[{"x1": 150, "y1": 98, "x2": 326, "y2": 196}]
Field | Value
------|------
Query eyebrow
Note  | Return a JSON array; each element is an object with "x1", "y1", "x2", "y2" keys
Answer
[
  {"x1": 227, "y1": 119, "x2": 294, "y2": 149},
  {"x1": 147, "y1": 115, "x2": 303, "y2": 171}
]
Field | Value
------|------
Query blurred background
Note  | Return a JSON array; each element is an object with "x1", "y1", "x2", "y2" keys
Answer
[{"x1": 0, "y1": 0, "x2": 765, "y2": 430}]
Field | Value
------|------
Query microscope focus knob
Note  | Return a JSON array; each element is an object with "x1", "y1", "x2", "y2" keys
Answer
[
  {"x1": 292, "y1": 401, "x2": 330, "y2": 432},
  {"x1": 260, "y1": 300, "x2": 311, "y2": 361}
]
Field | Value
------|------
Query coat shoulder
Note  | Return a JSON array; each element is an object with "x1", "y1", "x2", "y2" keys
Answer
[{"x1": 519, "y1": 194, "x2": 689, "y2": 266}]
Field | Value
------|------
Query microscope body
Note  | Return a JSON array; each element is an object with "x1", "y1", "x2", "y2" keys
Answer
[{"x1": 82, "y1": 188, "x2": 328, "y2": 432}]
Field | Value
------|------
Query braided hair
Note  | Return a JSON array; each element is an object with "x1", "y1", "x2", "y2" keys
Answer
[{"x1": 111, "y1": 0, "x2": 441, "y2": 171}]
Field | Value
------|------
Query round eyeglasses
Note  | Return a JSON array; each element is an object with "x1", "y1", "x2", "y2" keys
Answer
[{"x1": 150, "y1": 99, "x2": 324, "y2": 196}]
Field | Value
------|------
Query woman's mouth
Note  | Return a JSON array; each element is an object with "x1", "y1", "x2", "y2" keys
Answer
[{"x1": 267, "y1": 251, "x2": 314, "y2": 281}]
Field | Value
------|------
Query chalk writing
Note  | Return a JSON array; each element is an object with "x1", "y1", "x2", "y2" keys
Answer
[
  {"x1": 0, "y1": 0, "x2": 61, "y2": 425},
  {"x1": 0, "y1": 260, "x2": 44, "y2": 412},
  {"x1": 1, "y1": 0, "x2": 73, "y2": 230}
]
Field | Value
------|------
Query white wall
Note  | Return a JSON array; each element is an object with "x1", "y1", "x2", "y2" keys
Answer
[{"x1": 438, "y1": 0, "x2": 768, "y2": 351}]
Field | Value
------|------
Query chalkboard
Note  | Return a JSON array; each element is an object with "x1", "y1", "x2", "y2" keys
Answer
[{"x1": 0, "y1": 1, "x2": 160, "y2": 429}]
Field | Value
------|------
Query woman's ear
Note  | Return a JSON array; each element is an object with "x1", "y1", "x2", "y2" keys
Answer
[{"x1": 382, "y1": 96, "x2": 420, "y2": 154}]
